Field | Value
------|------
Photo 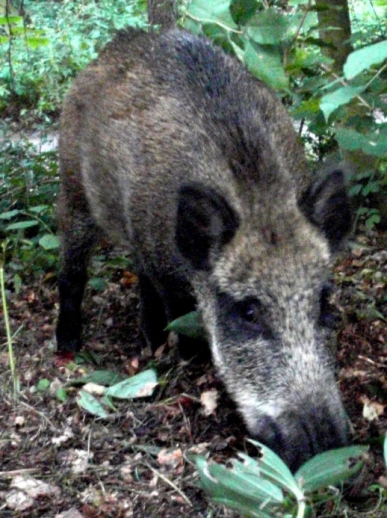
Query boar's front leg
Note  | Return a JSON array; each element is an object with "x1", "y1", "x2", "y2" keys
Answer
[
  {"x1": 56, "y1": 188, "x2": 100, "y2": 352},
  {"x1": 138, "y1": 272, "x2": 168, "y2": 351}
]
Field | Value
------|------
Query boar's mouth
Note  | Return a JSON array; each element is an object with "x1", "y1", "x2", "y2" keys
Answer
[{"x1": 248, "y1": 406, "x2": 349, "y2": 473}]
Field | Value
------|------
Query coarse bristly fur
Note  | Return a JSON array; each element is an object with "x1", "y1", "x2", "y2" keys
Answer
[{"x1": 56, "y1": 27, "x2": 352, "y2": 472}]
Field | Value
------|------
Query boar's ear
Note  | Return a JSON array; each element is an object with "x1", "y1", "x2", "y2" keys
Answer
[
  {"x1": 300, "y1": 169, "x2": 352, "y2": 251},
  {"x1": 176, "y1": 183, "x2": 240, "y2": 270}
]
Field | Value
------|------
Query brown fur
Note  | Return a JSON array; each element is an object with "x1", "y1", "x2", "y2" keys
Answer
[{"x1": 56, "y1": 28, "x2": 352, "y2": 472}]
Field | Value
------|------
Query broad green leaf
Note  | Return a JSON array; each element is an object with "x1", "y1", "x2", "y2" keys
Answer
[
  {"x1": 165, "y1": 311, "x2": 205, "y2": 339},
  {"x1": 295, "y1": 445, "x2": 368, "y2": 492},
  {"x1": 195, "y1": 456, "x2": 283, "y2": 517},
  {"x1": 336, "y1": 128, "x2": 387, "y2": 157},
  {"x1": 246, "y1": 9, "x2": 289, "y2": 45},
  {"x1": 105, "y1": 369, "x2": 158, "y2": 399},
  {"x1": 344, "y1": 40, "x2": 387, "y2": 80},
  {"x1": 186, "y1": 0, "x2": 237, "y2": 29},
  {"x1": 0, "y1": 209, "x2": 20, "y2": 220},
  {"x1": 320, "y1": 85, "x2": 365, "y2": 121},
  {"x1": 73, "y1": 370, "x2": 126, "y2": 386},
  {"x1": 247, "y1": 440, "x2": 303, "y2": 500},
  {"x1": 77, "y1": 390, "x2": 109, "y2": 418},
  {"x1": 384, "y1": 434, "x2": 387, "y2": 467},
  {"x1": 39, "y1": 234, "x2": 60, "y2": 250},
  {"x1": 209, "y1": 460, "x2": 284, "y2": 503},
  {"x1": 6, "y1": 220, "x2": 38, "y2": 230},
  {"x1": 244, "y1": 39, "x2": 288, "y2": 90}
]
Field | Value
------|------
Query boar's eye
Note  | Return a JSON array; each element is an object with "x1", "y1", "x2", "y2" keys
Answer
[
  {"x1": 319, "y1": 284, "x2": 340, "y2": 329},
  {"x1": 237, "y1": 299, "x2": 271, "y2": 336}
]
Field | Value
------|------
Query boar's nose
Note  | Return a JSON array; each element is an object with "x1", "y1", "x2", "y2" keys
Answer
[{"x1": 254, "y1": 409, "x2": 349, "y2": 473}]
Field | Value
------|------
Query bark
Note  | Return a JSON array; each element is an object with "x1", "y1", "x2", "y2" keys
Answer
[
  {"x1": 316, "y1": 0, "x2": 352, "y2": 72},
  {"x1": 147, "y1": 0, "x2": 177, "y2": 30}
]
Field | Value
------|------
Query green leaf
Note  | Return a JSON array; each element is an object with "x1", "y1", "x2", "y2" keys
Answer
[
  {"x1": 186, "y1": 0, "x2": 237, "y2": 29},
  {"x1": 295, "y1": 445, "x2": 368, "y2": 492},
  {"x1": 56, "y1": 387, "x2": 68, "y2": 402},
  {"x1": 246, "y1": 9, "x2": 289, "y2": 45},
  {"x1": 165, "y1": 311, "x2": 205, "y2": 339},
  {"x1": 26, "y1": 37, "x2": 49, "y2": 48},
  {"x1": 344, "y1": 40, "x2": 387, "y2": 80},
  {"x1": 104, "y1": 369, "x2": 158, "y2": 399},
  {"x1": 336, "y1": 128, "x2": 387, "y2": 157},
  {"x1": 247, "y1": 440, "x2": 303, "y2": 500},
  {"x1": 0, "y1": 16, "x2": 22, "y2": 25},
  {"x1": 88, "y1": 277, "x2": 108, "y2": 291},
  {"x1": 39, "y1": 234, "x2": 60, "y2": 250},
  {"x1": 244, "y1": 38, "x2": 288, "y2": 90},
  {"x1": 6, "y1": 220, "x2": 38, "y2": 230},
  {"x1": 0, "y1": 210, "x2": 20, "y2": 220},
  {"x1": 195, "y1": 456, "x2": 283, "y2": 517},
  {"x1": 76, "y1": 390, "x2": 109, "y2": 418},
  {"x1": 37, "y1": 379, "x2": 50, "y2": 391},
  {"x1": 72, "y1": 370, "x2": 126, "y2": 386},
  {"x1": 29, "y1": 205, "x2": 49, "y2": 213},
  {"x1": 320, "y1": 85, "x2": 365, "y2": 121}
]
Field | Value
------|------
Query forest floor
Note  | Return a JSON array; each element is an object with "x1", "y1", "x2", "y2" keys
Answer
[{"x1": 0, "y1": 228, "x2": 386, "y2": 517}]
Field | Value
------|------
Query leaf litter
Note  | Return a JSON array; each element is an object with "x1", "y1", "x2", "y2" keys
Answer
[{"x1": 0, "y1": 230, "x2": 386, "y2": 517}]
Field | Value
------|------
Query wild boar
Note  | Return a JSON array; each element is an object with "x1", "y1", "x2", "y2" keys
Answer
[{"x1": 56, "y1": 28, "x2": 352, "y2": 471}]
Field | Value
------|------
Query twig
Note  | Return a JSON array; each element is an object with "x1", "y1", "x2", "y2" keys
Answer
[{"x1": 146, "y1": 463, "x2": 193, "y2": 507}]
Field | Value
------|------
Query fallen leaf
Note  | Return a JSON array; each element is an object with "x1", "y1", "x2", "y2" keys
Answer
[
  {"x1": 10, "y1": 474, "x2": 60, "y2": 498},
  {"x1": 360, "y1": 396, "x2": 385, "y2": 421},
  {"x1": 58, "y1": 449, "x2": 93, "y2": 474},
  {"x1": 82, "y1": 382, "x2": 106, "y2": 395},
  {"x1": 157, "y1": 447, "x2": 183, "y2": 468},
  {"x1": 5, "y1": 489, "x2": 34, "y2": 511},
  {"x1": 200, "y1": 389, "x2": 218, "y2": 416}
]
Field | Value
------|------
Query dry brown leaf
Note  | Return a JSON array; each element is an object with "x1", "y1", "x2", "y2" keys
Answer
[{"x1": 157, "y1": 447, "x2": 183, "y2": 469}]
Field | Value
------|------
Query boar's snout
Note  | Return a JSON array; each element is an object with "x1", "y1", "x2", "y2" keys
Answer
[{"x1": 253, "y1": 407, "x2": 349, "y2": 473}]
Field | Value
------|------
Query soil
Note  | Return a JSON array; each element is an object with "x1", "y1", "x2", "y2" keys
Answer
[{"x1": 0, "y1": 230, "x2": 386, "y2": 518}]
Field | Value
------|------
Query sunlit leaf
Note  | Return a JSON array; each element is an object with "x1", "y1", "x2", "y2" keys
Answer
[
  {"x1": 344, "y1": 40, "x2": 387, "y2": 79},
  {"x1": 186, "y1": 0, "x2": 237, "y2": 29},
  {"x1": 6, "y1": 220, "x2": 38, "y2": 230},
  {"x1": 104, "y1": 369, "x2": 158, "y2": 399},
  {"x1": 320, "y1": 85, "x2": 365, "y2": 120},
  {"x1": 39, "y1": 234, "x2": 60, "y2": 250}
]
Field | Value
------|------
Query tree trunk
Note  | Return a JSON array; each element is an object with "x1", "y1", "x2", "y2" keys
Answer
[
  {"x1": 147, "y1": 0, "x2": 177, "y2": 30},
  {"x1": 316, "y1": 0, "x2": 352, "y2": 72}
]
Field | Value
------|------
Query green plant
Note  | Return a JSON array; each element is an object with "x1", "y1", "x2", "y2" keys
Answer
[
  {"x1": 0, "y1": 135, "x2": 59, "y2": 285},
  {"x1": 0, "y1": 0, "x2": 147, "y2": 118},
  {"x1": 181, "y1": 0, "x2": 387, "y2": 229},
  {"x1": 195, "y1": 440, "x2": 369, "y2": 518}
]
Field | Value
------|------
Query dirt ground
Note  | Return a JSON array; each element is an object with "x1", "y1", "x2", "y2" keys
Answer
[{"x1": 1, "y1": 229, "x2": 386, "y2": 517}]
